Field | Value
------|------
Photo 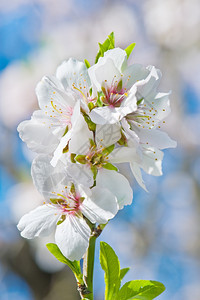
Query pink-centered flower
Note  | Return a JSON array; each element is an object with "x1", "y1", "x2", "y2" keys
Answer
[
  {"x1": 88, "y1": 48, "x2": 149, "y2": 124},
  {"x1": 17, "y1": 58, "x2": 95, "y2": 165},
  {"x1": 17, "y1": 155, "x2": 118, "y2": 261}
]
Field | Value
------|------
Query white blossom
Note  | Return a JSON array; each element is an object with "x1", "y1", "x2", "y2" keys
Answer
[{"x1": 17, "y1": 155, "x2": 118, "y2": 261}]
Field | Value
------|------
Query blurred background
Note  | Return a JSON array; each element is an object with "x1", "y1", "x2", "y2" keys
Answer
[{"x1": 0, "y1": 0, "x2": 200, "y2": 299}]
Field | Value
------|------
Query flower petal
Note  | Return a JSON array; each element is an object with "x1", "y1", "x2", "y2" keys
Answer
[
  {"x1": 80, "y1": 186, "x2": 118, "y2": 224},
  {"x1": 36, "y1": 75, "x2": 75, "y2": 110},
  {"x1": 50, "y1": 129, "x2": 73, "y2": 167},
  {"x1": 96, "y1": 168, "x2": 133, "y2": 209},
  {"x1": 55, "y1": 215, "x2": 91, "y2": 261},
  {"x1": 109, "y1": 146, "x2": 140, "y2": 164},
  {"x1": 123, "y1": 64, "x2": 149, "y2": 90},
  {"x1": 31, "y1": 154, "x2": 67, "y2": 199},
  {"x1": 104, "y1": 48, "x2": 127, "y2": 72},
  {"x1": 141, "y1": 146, "x2": 164, "y2": 176},
  {"x1": 136, "y1": 66, "x2": 162, "y2": 100},
  {"x1": 130, "y1": 162, "x2": 148, "y2": 191},
  {"x1": 90, "y1": 106, "x2": 126, "y2": 125},
  {"x1": 50, "y1": 101, "x2": 82, "y2": 167},
  {"x1": 133, "y1": 127, "x2": 177, "y2": 149},
  {"x1": 96, "y1": 124, "x2": 121, "y2": 148},
  {"x1": 65, "y1": 162, "x2": 94, "y2": 187},
  {"x1": 17, "y1": 111, "x2": 59, "y2": 154},
  {"x1": 89, "y1": 58, "x2": 121, "y2": 91},
  {"x1": 17, "y1": 205, "x2": 61, "y2": 239},
  {"x1": 69, "y1": 114, "x2": 93, "y2": 154},
  {"x1": 56, "y1": 58, "x2": 90, "y2": 91}
]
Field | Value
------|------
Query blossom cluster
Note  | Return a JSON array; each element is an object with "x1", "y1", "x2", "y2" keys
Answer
[{"x1": 17, "y1": 46, "x2": 176, "y2": 261}]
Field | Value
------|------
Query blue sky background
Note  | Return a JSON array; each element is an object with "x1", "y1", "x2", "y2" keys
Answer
[{"x1": 0, "y1": 0, "x2": 200, "y2": 299}]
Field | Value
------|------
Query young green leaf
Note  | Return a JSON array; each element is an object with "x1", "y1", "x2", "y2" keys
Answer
[
  {"x1": 84, "y1": 59, "x2": 91, "y2": 69},
  {"x1": 120, "y1": 267, "x2": 130, "y2": 281},
  {"x1": 46, "y1": 243, "x2": 82, "y2": 280},
  {"x1": 83, "y1": 113, "x2": 96, "y2": 131},
  {"x1": 102, "y1": 163, "x2": 118, "y2": 171},
  {"x1": 95, "y1": 32, "x2": 115, "y2": 63},
  {"x1": 71, "y1": 153, "x2": 76, "y2": 163},
  {"x1": 75, "y1": 155, "x2": 87, "y2": 164},
  {"x1": 62, "y1": 126, "x2": 68, "y2": 137},
  {"x1": 125, "y1": 43, "x2": 136, "y2": 59},
  {"x1": 102, "y1": 144, "x2": 115, "y2": 155},
  {"x1": 108, "y1": 32, "x2": 115, "y2": 48},
  {"x1": 118, "y1": 280, "x2": 165, "y2": 300},
  {"x1": 100, "y1": 241, "x2": 121, "y2": 300}
]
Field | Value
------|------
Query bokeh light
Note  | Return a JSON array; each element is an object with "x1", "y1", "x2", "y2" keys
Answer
[{"x1": 0, "y1": 0, "x2": 199, "y2": 299}]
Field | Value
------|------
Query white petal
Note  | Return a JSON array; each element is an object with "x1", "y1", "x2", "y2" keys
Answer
[
  {"x1": 80, "y1": 186, "x2": 118, "y2": 224},
  {"x1": 17, "y1": 205, "x2": 61, "y2": 239},
  {"x1": 50, "y1": 129, "x2": 72, "y2": 167},
  {"x1": 121, "y1": 86, "x2": 137, "y2": 111},
  {"x1": 123, "y1": 64, "x2": 149, "y2": 90},
  {"x1": 96, "y1": 168, "x2": 133, "y2": 209},
  {"x1": 51, "y1": 101, "x2": 82, "y2": 166},
  {"x1": 69, "y1": 114, "x2": 93, "y2": 154},
  {"x1": 134, "y1": 127, "x2": 177, "y2": 149},
  {"x1": 136, "y1": 66, "x2": 162, "y2": 100},
  {"x1": 55, "y1": 215, "x2": 91, "y2": 261},
  {"x1": 90, "y1": 106, "x2": 124, "y2": 125},
  {"x1": 36, "y1": 76, "x2": 75, "y2": 110},
  {"x1": 89, "y1": 58, "x2": 121, "y2": 91},
  {"x1": 146, "y1": 92, "x2": 171, "y2": 121},
  {"x1": 56, "y1": 58, "x2": 90, "y2": 91},
  {"x1": 109, "y1": 146, "x2": 140, "y2": 164},
  {"x1": 141, "y1": 146, "x2": 163, "y2": 176},
  {"x1": 95, "y1": 124, "x2": 121, "y2": 148},
  {"x1": 17, "y1": 112, "x2": 59, "y2": 153},
  {"x1": 104, "y1": 48, "x2": 127, "y2": 72},
  {"x1": 65, "y1": 163, "x2": 94, "y2": 187},
  {"x1": 31, "y1": 155, "x2": 67, "y2": 199},
  {"x1": 130, "y1": 162, "x2": 148, "y2": 191},
  {"x1": 121, "y1": 118, "x2": 139, "y2": 144}
]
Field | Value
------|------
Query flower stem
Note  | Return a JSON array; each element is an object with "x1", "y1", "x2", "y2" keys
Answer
[{"x1": 82, "y1": 233, "x2": 97, "y2": 299}]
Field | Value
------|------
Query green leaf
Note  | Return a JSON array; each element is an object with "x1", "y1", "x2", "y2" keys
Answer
[
  {"x1": 120, "y1": 268, "x2": 130, "y2": 281},
  {"x1": 83, "y1": 113, "x2": 96, "y2": 131},
  {"x1": 125, "y1": 43, "x2": 136, "y2": 59},
  {"x1": 46, "y1": 243, "x2": 82, "y2": 279},
  {"x1": 102, "y1": 163, "x2": 118, "y2": 171},
  {"x1": 62, "y1": 126, "x2": 68, "y2": 137},
  {"x1": 116, "y1": 79, "x2": 123, "y2": 92},
  {"x1": 57, "y1": 215, "x2": 66, "y2": 225},
  {"x1": 108, "y1": 31, "x2": 115, "y2": 48},
  {"x1": 88, "y1": 102, "x2": 94, "y2": 111},
  {"x1": 75, "y1": 155, "x2": 87, "y2": 164},
  {"x1": 71, "y1": 153, "x2": 76, "y2": 163},
  {"x1": 49, "y1": 198, "x2": 58, "y2": 204},
  {"x1": 137, "y1": 98, "x2": 144, "y2": 106},
  {"x1": 62, "y1": 144, "x2": 68, "y2": 153},
  {"x1": 95, "y1": 32, "x2": 115, "y2": 63},
  {"x1": 118, "y1": 280, "x2": 165, "y2": 300},
  {"x1": 100, "y1": 241, "x2": 121, "y2": 300},
  {"x1": 102, "y1": 144, "x2": 115, "y2": 155},
  {"x1": 84, "y1": 59, "x2": 90, "y2": 69},
  {"x1": 96, "y1": 94, "x2": 103, "y2": 107},
  {"x1": 91, "y1": 165, "x2": 98, "y2": 180}
]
